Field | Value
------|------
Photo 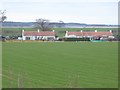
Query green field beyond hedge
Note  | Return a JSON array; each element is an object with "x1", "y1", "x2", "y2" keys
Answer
[{"x1": 2, "y1": 42, "x2": 118, "y2": 88}]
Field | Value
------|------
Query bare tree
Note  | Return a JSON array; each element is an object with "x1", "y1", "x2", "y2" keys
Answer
[
  {"x1": 0, "y1": 10, "x2": 7, "y2": 22},
  {"x1": 58, "y1": 20, "x2": 65, "y2": 28},
  {"x1": 0, "y1": 10, "x2": 7, "y2": 39},
  {"x1": 34, "y1": 18, "x2": 51, "y2": 31}
]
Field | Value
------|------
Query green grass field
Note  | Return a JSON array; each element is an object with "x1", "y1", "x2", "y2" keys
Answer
[
  {"x1": 2, "y1": 42, "x2": 118, "y2": 88},
  {"x1": 2, "y1": 28, "x2": 118, "y2": 31}
]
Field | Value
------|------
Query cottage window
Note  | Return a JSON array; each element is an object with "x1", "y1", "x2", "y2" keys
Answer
[{"x1": 26, "y1": 37, "x2": 30, "y2": 40}]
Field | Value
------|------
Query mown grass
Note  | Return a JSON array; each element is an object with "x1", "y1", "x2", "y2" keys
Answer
[{"x1": 2, "y1": 42, "x2": 118, "y2": 88}]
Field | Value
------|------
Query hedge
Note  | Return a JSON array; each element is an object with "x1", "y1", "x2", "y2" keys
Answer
[{"x1": 63, "y1": 38, "x2": 90, "y2": 41}]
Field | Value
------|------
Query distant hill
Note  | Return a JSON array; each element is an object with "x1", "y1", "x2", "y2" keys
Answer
[
  {"x1": 2, "y1": 21, "x2": 118, "y2": 28},
  {"x1": 2, "y1": 22, "x2": 35, "y2": 28}
]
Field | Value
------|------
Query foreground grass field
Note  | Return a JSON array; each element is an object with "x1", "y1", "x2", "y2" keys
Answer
[{"x1": 2, "y1": 42, "x2": 118, "y2": 88}]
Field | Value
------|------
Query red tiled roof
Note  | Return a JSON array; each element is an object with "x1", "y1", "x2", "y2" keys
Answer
[
  {"x1": 23, "y1": 31, "x2": 55, "y2": 36},
  {"x1": 67, "y1": 31, "x2": 113, "y2": 37},
  {"x1": 67, "y1": 32, "x2": 83, "y2": 36}
]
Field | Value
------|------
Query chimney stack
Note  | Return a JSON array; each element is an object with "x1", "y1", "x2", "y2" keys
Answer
[
  {"x1": 22, "y1": 29, "x2": 24, "y2": 32},
  {"x1": 95, "y1": 30, "x2": 97, "y2": 32},
  {"x1": 22, "y1": 30, "x2": 24, "y2": 36},
  {"x1": 110, "y1": 30, "x2": 112, "y2": 33},
  {"x1": 38, "y1": 29, "x2": 39, "y2": 32}
]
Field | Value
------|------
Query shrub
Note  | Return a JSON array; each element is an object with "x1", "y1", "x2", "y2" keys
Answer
[{"x1": 63, "y1": 37, "x2": 90, "y2": 41}]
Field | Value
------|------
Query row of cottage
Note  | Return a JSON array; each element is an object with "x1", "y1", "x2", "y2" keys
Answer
[{"x1": 21, "y1": 29, "x2": 114, "y2": 41}]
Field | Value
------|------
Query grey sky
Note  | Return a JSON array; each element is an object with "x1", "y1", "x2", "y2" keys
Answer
[{"x1": 1, "y1": 0, "x2": 119, "y2": 24}]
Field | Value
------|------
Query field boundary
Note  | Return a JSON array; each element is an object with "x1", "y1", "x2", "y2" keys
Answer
[{"x1": 2, "y1": 40, "x2": 119, "y2": 43}]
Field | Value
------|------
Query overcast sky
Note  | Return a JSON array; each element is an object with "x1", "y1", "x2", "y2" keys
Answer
[{"x1": 1, "y1": 0, "x2": 119, "y2": 24}]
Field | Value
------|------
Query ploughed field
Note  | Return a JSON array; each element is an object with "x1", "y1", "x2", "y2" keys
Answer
[{"x1": 2, "y1": 42, "x2": 118, "y2": 88}]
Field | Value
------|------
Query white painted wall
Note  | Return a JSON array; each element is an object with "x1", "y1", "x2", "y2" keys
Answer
[
  {"x1": 42, "y1": 36, "x2": 55, "y2": 40},
  {"x1": 65, "y1": 35, "x2": 76, "y2": 38},
  {"x1": 22, "y1": 36, "x2": 26, "y2": 40},
  {"x1": 23, "y1": 36, "x2": 36, "y2": 40},
  {"x1": 22, "y1": 36, "x2": 55, "y2": 40}
]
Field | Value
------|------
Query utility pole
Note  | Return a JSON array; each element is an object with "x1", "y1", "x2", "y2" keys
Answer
[{"x1": 0, "y1": 10, "x2": 6, "y2": 89}]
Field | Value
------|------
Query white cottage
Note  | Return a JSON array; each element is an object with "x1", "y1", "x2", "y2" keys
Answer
[
  {"x1": 65, "y1": 30, "x2": 114, "y2": 40},
  {"x1": 22, "y1": 30, "x2": 56, "y2": 40}
]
